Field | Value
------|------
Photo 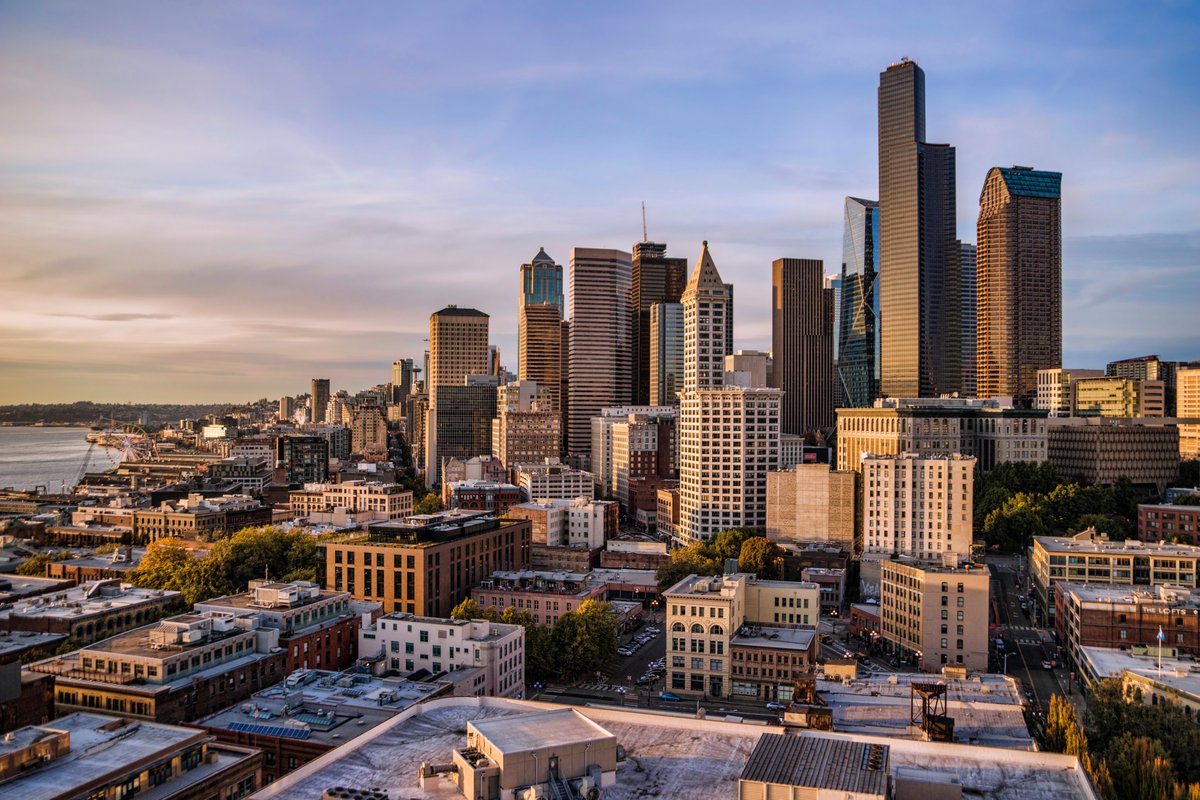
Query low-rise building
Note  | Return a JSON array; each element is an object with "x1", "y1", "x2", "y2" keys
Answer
[
  {"x1": 28, "y1": 610, "x2": 289, "y2": 724},
  {"x1": 800, "y1": 567, "x2": 846, "y2": 615},
  {"x1": 357, "y1": 612, "x2": 524, "y2": 698},
  {"x1": 601, "y1": 538, "x2": 670, "y2": 571},
  {"x1": 1072, "y1": 375, "x2": 1165, "y2": 418},
  {"x1": 46, "y1": 546, "x2": 145, "y2": 583},
  {"x1": 133, "y1": 494, "x2": 272, "y2": 542},
  {"x1": 1037, "y1": 367, "x2": 1105, "y2": 416},
  {"x1": 0, "y1": 712, "x2": 262, "y2": 800},
  {"x1": 318, "y1": 510, "x2": 532, "y2": 617},
  {"x1": 0, "y1": 580, "x2": 180, "y2": 644},
  {"x1": 196, "y1": 668, "x2": 448, "y2": 783},
  {"x1": 1055, "y1": 582, "x2": 1200, "y2": 672},
  {"x1": 472, "y1": 570, "x2": 606, "y2": 627},
  {"x1": 1031, "y1": 530, "x2": 1200, "y2": 619},
  {"x1": 1138, "y1": 502, "x2": 1200, "y2": 545},
  {"x1": 849, "y1": 603, "x2": 881, "y2": 641},
  {"x1": 288, "y1": 480, "x2": 413, "y2": 521},
  {"x1": 729, "y1": 627, "x2": 817, "y2": 701},
  {"x1": 655, "y1": 486, "x2": 679, "y2": 541},
  {"x1": 506, "y1": 497, "x2": 617, "y2": 550},
  {"x1": 193, "y1": 580, "x2": 360, "y2": 673},
  {"x1": 209, "y1": 456, "x2": 273, "y2": 493},
  {"x1": 665, "y1": 573, "x2": 821, "y2": 698},
  {"x1": 1077, "y1": 645, "x2": 1200, "y2": 714},
  {"x1": 879, "y1": 560, "x2": 990, "y2": 672},
  {"x1": 446, "y1": 480, "x2": 524, "y2": 514},
  {"x1": 513, "y1": 460, "x2": 595, "y2": 501},
  {"x1": 1047, "y1": 417, "x2": 1180, "y2": 493}
]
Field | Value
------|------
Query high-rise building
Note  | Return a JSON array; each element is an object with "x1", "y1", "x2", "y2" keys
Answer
[
  {"x1": 426, "y1": 306, "x2": 490, "y2": 486},
  {"x1": 959, "y1": 241, "x2": 977, "y2": 398},
  {"x1": 278, "y1": 395, "x2": 294, "y2": 422},
  {"x1": 567, "y1": 247, "x2": 632, "y2": 461},
  {"x1": 520, "y1": 247, "x2": 565, "y2": 311},
  {"x1": 434, "y1": 377, "x2": 498, "y2": 476},
  {"x1": 311, "y1": 378, "x2": 331, "y2": 424},
  {"x1": 1107, "y1": 355, "x2": 1180, "y2": 416},
  {"x1": 649, "y1": 302, "x2": 684, "y2": 406},
  {"x1": 861, "y1": 452, "x2": 975, "y2": 565},
  {"x1": 350, "y1": 405, "x2": 388, "y2": 455},
  {"x1": 976, "y1": 166, "x2": 1063, "y2": 404},
  {"x1": 1036, "y1": 368, "x2": 1105, "y2": 416},
  {"x1": 518, "y1": 301, "x2": 564, "y2": 431},
  {"x1": 766, "y1": 464, "x2": 857, "y2": 548},
  {"x1": 492, "y1": 380, "x2": 560, "y2": 468},
  {"x1": 724, "y1": 282, "x2": 735, "y2": 357},
  {"x1": 1179, "y1": 366, "x2": 1200, "y2": 460},
  {"x1": 878, "y1": 58, "x2": 960, "y2": 398},
  {"x1": 589, "y1": 405, "x2": 678, "y2": 498},
  {"x1": 276, "y1": 435, "x2": 329, "y2": 485},
  {"x1": 391, "y1": 359, "x2": 414, "y2": 402},
  {"x1": 771, "y1": 258, "x2": 835, "y2": 435},
  {"x1": 837, "y1": 198, "x2": 880, "y2": 408},
  {"x1": 678, "y1": 243, "x2": 781, "y2": 543},
  {"x1": 630, "y1": 242, "x2": 687, "y2": 406}
]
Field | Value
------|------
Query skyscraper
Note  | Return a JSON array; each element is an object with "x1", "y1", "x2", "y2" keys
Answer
[
  {"x1": 677, "y1": 243, "x2": 780, "y2": 543},
  {"x1": 391, "y1": 359, "x2": 414, "y2": 403},
  {"x1": 567, "y1": 247, "x2": 632, "y2": 461},
  {"x1": 959, "y1": 242, "x2": 978, "y2": 398},
  {"x1": 630, "y1": 242, "x2": 687, "y2": 405},
  {"x1": 649, "y1": 301, "x2": 683, "y2": 406},
  {"x1": 517, "y1": 247, "x2": 564, "y2": 373},
  {"x1": 310, "y1": 378, "x2": 330, "y2": 424},
  {"x1": 976, "y1": 166, "x2": 1062, "y2": 403},
  {"x1": 518, "y1": 301, "x2": 564, "y2": 434},
  {"x1": 426, "y1": 306, "x2": 490, "y2": 486},
  {"x1": 771, "y1": 258, "x2": 834, "y2": 435},
  {"x1": 878, "y1": 58, "x2": 960, "y2": 398},
  {"x1": 837, "y1": 197, "x2": 880, "y2": 408}
]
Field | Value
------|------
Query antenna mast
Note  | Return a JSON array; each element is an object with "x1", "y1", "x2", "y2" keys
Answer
[{"x1": 641, "y1": 201, "x2": 648, "y2": 242}]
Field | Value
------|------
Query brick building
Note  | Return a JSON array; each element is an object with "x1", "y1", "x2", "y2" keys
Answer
[
  {"x1": 1139, "y1": 503, "x2": 1200, "y2": 546},
  {"x1": 1055, "y1": 583, "x2": 1200, "y2": 672}
]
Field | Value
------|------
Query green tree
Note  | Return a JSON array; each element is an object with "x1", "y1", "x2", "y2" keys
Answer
[
  {"x1": 450, "y1": 598, "x2": 494, "y2": 621},
  {"x1": 15, "y1": 551, "x2": 74, "y2": 576},
  {"x1": 737, "y1": 537, "x2": 785, "y2": 579},
  {"x1": 414, "y1": 492, "x2": 445, "y2": 515},
  {"x1": 711, "y1": 528, "x2": 755, "y2": 563},
  {"x1": 551, "y1": 600, "x2": 618, "y2": 678},
  {"x1": 208, "y1": 526, "x2": 319, "y2": 589},
  {"x1": 1043, "y1": 693, "x2": 1077, "y2": 753},
  {"x1": 655, "y1": 542, "x2": 720, "y2": 592},
  {"x1": 1107, "y1": 734, "x2": 1177, "y2": 800},
  {"x1": 128, "y1": 538, "x2": 194, "y2": 589}
]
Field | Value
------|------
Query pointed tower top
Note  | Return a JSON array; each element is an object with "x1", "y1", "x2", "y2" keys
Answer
[
  {"x1": 532, "y1": 247, "x2": 554, "y2": 264},
  {"x1": 683, "y1": 240, "x2": 729, "y2": 302}
]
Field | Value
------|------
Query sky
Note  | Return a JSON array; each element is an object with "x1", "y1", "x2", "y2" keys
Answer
[{"x1": 1, "y1": 1, "x2": 1198, "y2": 404}]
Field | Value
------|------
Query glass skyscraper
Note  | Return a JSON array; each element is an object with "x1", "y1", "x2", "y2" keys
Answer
[{"x1": 837, "y1": 196, "x2": 880, "y2": 408}]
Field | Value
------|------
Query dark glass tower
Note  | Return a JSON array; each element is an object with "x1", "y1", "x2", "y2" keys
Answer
[
  {"x1": 878, "y1": 58, "x2": 960, "y2": 398},
  {"x1": 837, "y1": 197, "x2": 880, "y2": 408},
  {"x1": 771, "y1": 258, "x2": 835, "y2": 435},
  {"x1": 630, "y1": 242, "x2": 687, "y2": 405}
]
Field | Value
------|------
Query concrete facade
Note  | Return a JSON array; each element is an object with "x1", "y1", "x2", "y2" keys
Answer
[
  {"x1": 766, "y1": 464, "x2": 856, "y2": 548},
  {"x1": 879, "y1": 560, "x2": 990, "y2": 672}
]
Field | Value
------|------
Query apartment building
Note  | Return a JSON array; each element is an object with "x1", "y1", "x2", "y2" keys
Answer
[
  {"x1": 1177, "y1": 365, "x2": 1200, "y2": 460},
  {"x1": 193, "y1": 580, "x2": 360, "y2": 673},
  {"x1": 656, "y1": 487, "x2": 680, "y2": 542},
  {"x1": 1031, "y1": 530, "x2": 1200, "y2": 619},
  {"x1": 131, "y1": 494, "x2": 271, "y2": 542},
  {"x1": 446, "y1": 480, "x2": 524, "y2": 514},
  {"x1": 766, "y1": 464, "x2": 857, "y2": 547},
  {"x1": 289, "y1": 480, "x2": 413, "y2": 520},
  {"x1": 1139, "y1": 503, "x2": 1200, "y2": 545},
  {"x1": 587, "y1": 406, "x2": 676, "y2": 498},
  {"x1": 860, "y1": 453, "x2": 974, "y2": 566},
  {"x1": 1055, "y1": 583, "x2": 1200, "y2": 674},
  {"x1": 506, "y1": 497, "x2": 617, "y2": 550},
  {"x1": 0, "y1": 580, "x2": 179, "y2": 645},
  {"x1": 664, "y1": 573, "x2": 820, "y2": 698},
  {"x1": 610, "y1": 412, "x2": 677, "y2": 515},
  {"x1": 472, "y1": 570, "x2": 606, "y2": 627},
  {"x1": 28, "y1": 610, "x2": 288, "y2": 724},
  {"x1": 317, "y1": 510, "x2": 532, "y2": 618},
  {"x1": 513, "y1": 460, "x2": 595, "y2": 501},
  {"x1": 879, "y1": 560, "x2": 990, "y2": 672},
  {"x1": 835, "y1": 397, "x2": 1047, "y2": 473},
  {"x1": 358, "y1": 612, "x2": 524, "y2": 698},
  {"x1": 492, "y1": 380, "x2": 561, "y2": 468}
]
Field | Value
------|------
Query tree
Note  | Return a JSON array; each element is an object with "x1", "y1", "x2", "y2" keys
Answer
[
  {"x1": 129, "y1": 539, "x2": 194, "y2": 590},
  {"x1": 14, "y1": 550, "x2": 73, "y2": 576},
  {"x1": 655, "y1": 542, "x2": 720, "y2": 592},
  {"x1": 208, "y1": 526, "x2": 319, "y2": 589},
  {"x1": 451, "y1": 598, "x2": 494, "y2": 621},
  {"x1": 414, "y1": 492, "x2": 444, "y2": 515},
  {"x1": 1180, "y1": 460, "x2": 1199, "y2": 489},
  {"x1": 1107, "y1": 734, "x2": 1177, "y2": 800},
  {"x1": 551, "y1": 601, "x2": 618, "y2": 678},
  {"x1": 711, "y1": 528, "x2": 755, "y2": 563},
  {"x1": 738, "y1": 537, "x2": 784, "y2": 579}
]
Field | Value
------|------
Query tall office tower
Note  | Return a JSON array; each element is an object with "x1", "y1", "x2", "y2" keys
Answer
[
  {"x1": 567, "y1": 247, "x2": 632, "y2": 462},
  {"x1": 517, "y1": 248, "x2": 564, "y2": 372},
  {"x1": 488, "y1": 346, "x2": 503, "y2": 378},
  {"x1": 1107, "y1": 355, "x2": 1180, "y2": 416},
  {"x1": 560, "y1": 319, "x2": 571, "y2": 454},
  {"x1": 724, "y1": 283, "x2": 735, "y2": 357},
  {"x1": 492, "y1": 380, "x2": 560, "y2": 468},
  {"x1": 649, "y1": 302, "x2": 684, "y2": 405},
  {"x1": 1179, "y1": 367, "x2": 1200, "y2": 460},
  {"x1": 350, "y1": 405, "x2": 388, "y2": 455},
  {"x1": 826, "y1": 274, "x2": 841, "y2": 361},
  {"x1": 391, "y1": 359, "x2": 414, "y2": 403},
  {"x1": 426, "y1": 306, "x2": 490, "y2": 486},
  {"x1": 311, "y1": 378, "x2": 331, "y2": 424},
  {"x1": 878, "y1": 58, "x2": 960, "y2": 398},
  {"x1": 771, "y1": 258, "x2": 835, "y2": 435},
  {"x1": 959, "y1": 242, "x2": 977, "y2": 397},
  {"x1": 678, "y1": 243, "x2": 781, "y2": 543},
  {"x1": 837, "y1": 197, "x2": 881, "y2": 408},
  {"x1": 683, "y1": 242, "x2": 729, "y2": 393},
  {"x1": 976, "y1": 166, "x2": 1062, "y2": 404},
  {"x1": 518, "y1": 302, "x2": 564, "y2": 435},
  {"x1": 630, "y1": 242, "x2": 687, "y2": 405},
  {"x1": 278, "y1": 395, "x2": 294, "y2": 422}
]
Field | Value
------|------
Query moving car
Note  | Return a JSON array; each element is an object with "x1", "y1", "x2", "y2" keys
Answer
[{"x1": 1042, "y1": 660, "x2": 1054, "y2": 670}]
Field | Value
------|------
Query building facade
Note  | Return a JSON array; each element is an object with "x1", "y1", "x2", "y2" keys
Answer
[
  {"x1": 514, "y1": 460, "x2": 595, "y2": 501},
  {"x1": 492, "y1": 380, "x2": 561, "y2": 468},
  {"x1": 1180, "y1": 366, "x2": 1200, "y2": 460},
  {"x1": 649, "y1": 302, "x2": 684, "y2": 406},
  {"x1": 879, "y1": 559, "x2": 990, "y2": 671},
  {"x1": 1036, "y1": 368, "x2": 1105, "y2": 416},
  {"x1": 861, "y1": 453, "x2": 974, "y2": 565},
  {"x1": 766, "y1": 464, "x2": 857, "y2": 548},
  {"x1": 837, "y1": 197, "x2": 880, "y2": 409},
  {"x1": 311, "y1": 378, "x2": 330, "y2": 424},
  {"x1": 1139, "y1": 503, "x2": 1200, "y2": 545},
  {"x1": 426, "y1": 306, "x2": 490, "y2": 486},
  {"x1": 771, "y1": 258, "x2": 834, "y2": 435},
  {"x1": 878, "y1": 58, "x2": 960, "y2": 398},
  {"x1": 1046, "y1": 418, "x2": 1180, "y2": 493},
  {"x1": 959, "y1": 240, "x2": 977, "y2": 398},
  {"x1": 631, "y1": 241, "x2": 687, "y2": 406},
  {"x1": 289, "y1": 481, "x2": 413, "y2": 520}
]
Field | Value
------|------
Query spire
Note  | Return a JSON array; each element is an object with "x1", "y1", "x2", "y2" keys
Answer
[{"x1": 683, "y1": 240, "x2": 729, "y2": 302}]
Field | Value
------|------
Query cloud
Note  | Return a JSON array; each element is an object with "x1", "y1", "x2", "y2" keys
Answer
[{"x1": 51, "y1": 312, "x2": 175, "y2": 322}]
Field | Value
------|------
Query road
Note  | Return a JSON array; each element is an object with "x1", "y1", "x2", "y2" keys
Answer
[{"x1": 987, "y1": 554, "x2": 1080, "y2": 720}]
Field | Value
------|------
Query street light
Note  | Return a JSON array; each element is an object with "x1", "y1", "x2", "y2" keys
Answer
[{"x1": 1003, "y1": 651, "x2": 1013, "y2": 674}]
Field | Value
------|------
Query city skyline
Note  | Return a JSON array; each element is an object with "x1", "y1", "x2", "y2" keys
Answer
[{"x1": 2, "y1": 3, "x2": 1198, "y2": 403}]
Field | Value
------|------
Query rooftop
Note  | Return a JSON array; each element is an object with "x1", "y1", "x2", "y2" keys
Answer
[
  {"x1": 1059, "y1": 581, "x2": 1200, "y2": 608},
  {"x1": 195, "y1": 580, "x2": 343, "y2": 612},
  {"x1": 0, "y1": 630, "x2": 68, "y2": 660},
  {"x1": 741, "y1": 734, "x2": 887, "y2": 795},
  {"x1": 53, "y1": 547, "x2": 146, "y2": 572},
  {"x1": 471, "y1": 708, "x2": 613, "y2": 753},
  {"x1": 251, "y1": 697, "x2": 1097, "y2": 800},
  {"x1": 1081, "y1": 646, "x2": 1200, "y2": 699},
  {"x1": 1035, "y1": 533, "x2": 1200, "y2": 556},
  {"x1": 0, "y1": 575, "x2": 73, "y2": 603},
  {"x1": 732, "y1": 626, "x2": 816, "y2": 652},
  {"x1": 1, "y1": 580, "x2": 178, "y2": 621}
]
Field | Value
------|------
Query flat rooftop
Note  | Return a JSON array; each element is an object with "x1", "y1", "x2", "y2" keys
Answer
[
  {"x1": 732, "y1": 627, "x2": 816, "y2": 652},
  {"x1": 54, "y1": 549, "x2": 146, "y2": 571},
  {"x1": 0, "y1": 630, "x2": 68, "y2": 659},
  {"x1": 1058, "y1": 581, "x2": 1200, "y2": 607},
  {"x1": 0, "y1": 712, "x2": 255, "y2": 800},
  {"x1": 0, "y1": 575, "x2": 73, "y2": 603},
  {"x1": 1, "y1": 581, "x2": 177, "y2": 621},
  {"x1": 742, "y1": 734, "x2": 887, "y2": 795},
  {"x1": 1081, "y1": 646, "x2": 1200, "y2": 698},
  {"x1": 1035, "y1": 535, "x2": 1200, "y2": 557},
  {"x1": 249, "y1": 698, "x2": 1097, "y2": 800},
  {"x1": 472, "y1": 708, "x2": 612, "y2": 753}
]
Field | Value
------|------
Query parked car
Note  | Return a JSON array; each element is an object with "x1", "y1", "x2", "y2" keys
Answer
[
  {"x1": 659, "y1": 692, "x2": 683, "y2": 701},
  {"x1": 1041, "y1": 660, "x2": 1054, "y2": 670},
  {"x1": 618, "y1": 648, "x2": 633, "y2": 657},
  {"x1": 766, "y1": 702, "x2": 786, "y2": 711},
  {"x1": 636, "y1": 675, "x2": 656, "y2": 685}
]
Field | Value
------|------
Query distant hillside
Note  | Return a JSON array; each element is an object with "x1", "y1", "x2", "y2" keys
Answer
[{"x1": 0, "y1": 401, "x2": 242, "y2": 427}]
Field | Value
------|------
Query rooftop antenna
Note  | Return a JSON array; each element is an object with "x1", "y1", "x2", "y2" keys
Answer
[{"x1": 641, "y1": 201, "x2": 648, "y2": 243}]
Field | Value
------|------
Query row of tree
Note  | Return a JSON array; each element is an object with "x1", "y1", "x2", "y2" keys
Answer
[
  {"x1": 450, "y1": 597, "x2": 619, "y2": 684},
  {"x1": 974, "y1": 461, "x2": 1145, "y2": 552},
  {"x1": 1043, "y1": 680, "x2": 1200, "y2": 800},
  {"x1": 127, "y1": 525, "x2": 320, "y2": 604},
  {"x1": 654, "y1": 527, "x2": 786, "y2": 591}
]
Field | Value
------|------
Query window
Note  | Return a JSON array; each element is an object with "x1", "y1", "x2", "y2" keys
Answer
[{"x1": 420, "y1": 630, "x2": 429, "y2": 642}]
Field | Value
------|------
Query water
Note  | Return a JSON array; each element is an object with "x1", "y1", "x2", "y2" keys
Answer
[{"x1": 0, "y1": 427, "x2": 121, "y2": 492}]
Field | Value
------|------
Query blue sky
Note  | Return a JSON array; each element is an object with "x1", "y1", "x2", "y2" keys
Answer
[{"x1": 1, "y1": 1, "x2": 1197, "y2": 402}]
